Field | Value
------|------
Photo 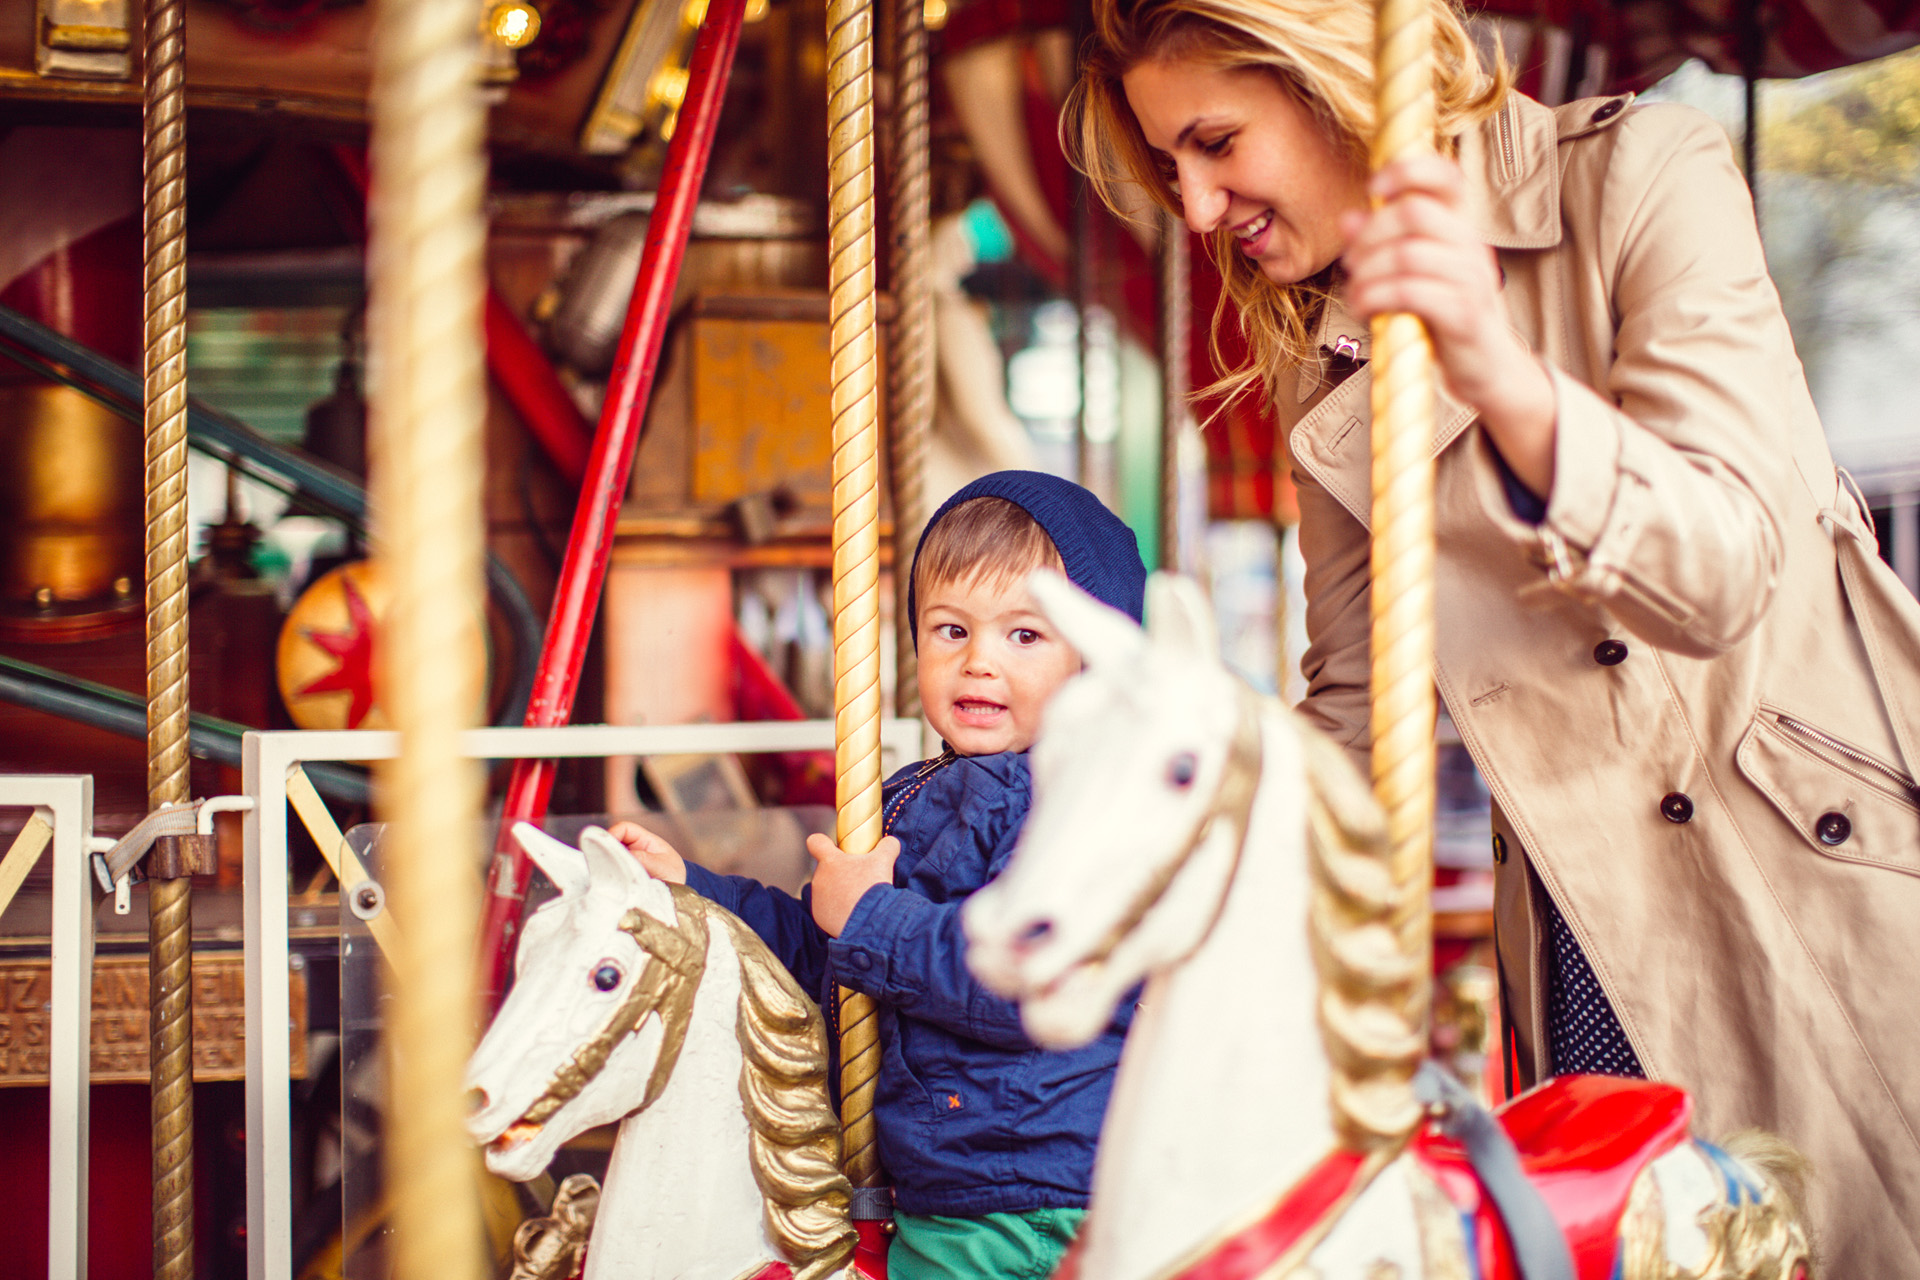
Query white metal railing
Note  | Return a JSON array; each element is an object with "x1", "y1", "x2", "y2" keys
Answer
[
  {"x1": 0, "y1": 775, "x2": 95, "y2": 1280},
  {"x1": 241, "y1": 719, "x2": 924, "y2": 1280}
]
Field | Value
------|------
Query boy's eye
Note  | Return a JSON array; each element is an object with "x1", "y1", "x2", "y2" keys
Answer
[
  {"x1": 1010, "y1": 628, "x2": 1043, "y2": 646},
  {"x1": 934, "y1": 623, "x2": 966, "y2": 641}
]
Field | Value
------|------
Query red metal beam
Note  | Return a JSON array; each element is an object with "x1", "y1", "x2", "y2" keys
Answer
[
  {"x1": 476, "y1": 0, "x2": 750, "y2": 1009},
  {"x1": 484, "y1": 290, "x2": 592, "y2": 485}
]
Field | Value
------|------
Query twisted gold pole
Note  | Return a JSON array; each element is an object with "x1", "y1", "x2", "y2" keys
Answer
[
  {"x1": 141, "y1": 0, "x2": 195, "y2": 1269},
  {"x1": 825, "y1": 0, "x2": 886, "y2": 1190},
  {"x1": 1367, "y1": 0, "x2": 1437, "y2": 1122},
  {"x1": 1158, "y1": 211, "x2": 1188, "y2": 572},
  {"x1": 368, "y1": 0, "x2": 489, "y2": 1271},
  {"x1": 886, "y1": 0, "x2": 932, "y2": 718}
]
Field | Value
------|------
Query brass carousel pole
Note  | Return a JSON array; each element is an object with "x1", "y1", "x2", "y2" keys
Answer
[
  {"x1": 1368, "y1": 0, "x2": 1438, "y2": 1061},
  {"x1": 887, "y1": 0, "x2": 933, "y2": 717},
  {"x1": 367, "y1": 0, "x2": 490, "y2": 1269},
  {"x1": 825, "y1": 0, "x2": 888, "y2": 1203},
  {"x1": 141, "y1": 0, "x2": 197, "y2": 1269}
]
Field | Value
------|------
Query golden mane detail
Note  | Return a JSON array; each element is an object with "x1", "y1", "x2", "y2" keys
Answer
[{"x1": 704, "y1": 903, "x2": 859, "y2": 1280}]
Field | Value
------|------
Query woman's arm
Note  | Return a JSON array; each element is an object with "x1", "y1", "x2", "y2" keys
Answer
[
  {"x1": 1344, "y1": 104, "x2": 1795, "y2": 656},
  {"x1": 1502, "y1": 106, "x2": 1792, "y2": 654}
]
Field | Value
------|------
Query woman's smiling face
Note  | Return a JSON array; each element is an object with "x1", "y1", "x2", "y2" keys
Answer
[{"x1": 1122, "y1": 57, "x2": 1369, "y2": 285}]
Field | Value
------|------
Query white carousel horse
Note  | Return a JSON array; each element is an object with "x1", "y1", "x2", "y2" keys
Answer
[
  {"x1": 965, "y1": 572, "x2": 1814, "y2": 1280},
  {"x1": 465, "y1": 823, "x2": 867, "y2": 1280}
]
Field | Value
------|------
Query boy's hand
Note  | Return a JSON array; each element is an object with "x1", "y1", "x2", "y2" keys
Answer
[
  {"x1": 807, "y1": 833, "x2": 899, "y2": 937},
  {"x1": 608, "y1": 821, "x2": 688, "y2": 884}
]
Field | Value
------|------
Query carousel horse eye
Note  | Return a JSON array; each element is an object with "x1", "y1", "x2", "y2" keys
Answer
[
  {"x1": 1166, "y1": 752, "x2": 1199, "y2": 789},
  {"x1": 591, "y1": 963, "x2": 623, "y2": 992}
]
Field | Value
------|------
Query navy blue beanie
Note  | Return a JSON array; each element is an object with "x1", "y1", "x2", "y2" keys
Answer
[{"x1": 907, "y1": 470, "x2": 1147, "y2": 645}]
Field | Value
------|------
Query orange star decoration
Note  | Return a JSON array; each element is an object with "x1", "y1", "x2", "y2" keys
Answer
[{"x1": 277, "y1": 561, "x2": 392, "y2": 731}]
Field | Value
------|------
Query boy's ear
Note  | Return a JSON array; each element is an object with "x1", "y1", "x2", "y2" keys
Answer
[
  {"x1": 1027, "y1": 570, "x2": 1143, "y2": 670},
  {"x1": 1145, "y1": 573, "x2": 1218, "y2": 661}
]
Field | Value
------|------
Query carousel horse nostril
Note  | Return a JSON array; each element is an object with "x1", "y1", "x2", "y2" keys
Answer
[
  {"x1": 468, "y1": 1087, "x2": 488, "y2": 1116},
  {"x1": 1015, "y1": 919, "x2": 1055, "y2": 952}
]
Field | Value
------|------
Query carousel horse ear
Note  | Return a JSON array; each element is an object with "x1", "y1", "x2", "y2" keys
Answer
[
  {"x1": 1145, "y1": 573, "x2": 1219, "y2": 662},
  {"x1": 578, "y1": 826, "x2": 655, "y2": 898},
  {"x1": 1028, "y1": 570, "x2": 1144, "y2": 671},
  {"x1": 513, "y1": 822, "x2": 590, "y2": 899}
]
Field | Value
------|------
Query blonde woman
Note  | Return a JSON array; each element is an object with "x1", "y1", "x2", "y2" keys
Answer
[{"x1": 1069, "y1": 0, "x2": 1920, "y2": 1269}]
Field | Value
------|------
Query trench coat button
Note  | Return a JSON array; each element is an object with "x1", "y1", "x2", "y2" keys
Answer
[
  {"x1": 1660, "y1": 792, "x2": 1694, "y2": 824},
  {"x1": 1592, "y1": 98, "x2": 1624, "y2": 125},
  {"x1": 1492, "y1": 832, "x2": 1508, "y2": 865},
  {"x1": 1816, "y1": 811, "x2": 1852, "y2": 845},
  {"x1": 1593, "y1": 639, "x2": 1629, "y2": 666}
]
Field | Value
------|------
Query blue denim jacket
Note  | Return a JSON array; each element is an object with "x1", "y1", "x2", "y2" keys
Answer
[{"x1": 681, "y1": 749, "x2": 1132, "y2": 1215}]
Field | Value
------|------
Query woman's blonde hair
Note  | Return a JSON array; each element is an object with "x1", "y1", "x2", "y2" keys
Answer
[{"x1": 1063, "y1": 0, "x2": 1509, "y2": 403}]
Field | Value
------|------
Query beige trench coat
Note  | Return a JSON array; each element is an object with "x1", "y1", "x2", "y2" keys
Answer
[{"x1": 1288, "y1": 90, "x2": 1920, "y2": 1272}]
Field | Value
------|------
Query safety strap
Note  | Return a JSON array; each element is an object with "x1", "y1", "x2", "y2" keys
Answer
[
  {"x1": 93, "y1": 802, "x2": 198, "y2": 891},
  {"x1": 1414, "y1": 1062, "x2": 1574, "y2": 1280}
]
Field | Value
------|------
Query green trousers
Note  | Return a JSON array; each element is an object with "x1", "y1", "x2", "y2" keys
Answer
[{"x1": 888, "y1": 1209, "x2": 1086, "y2": 1280}]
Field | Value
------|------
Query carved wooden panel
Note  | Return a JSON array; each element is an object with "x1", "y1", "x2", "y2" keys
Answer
[{"x1": 0, "y1": 951, "x2": 308, "y2": 1085}]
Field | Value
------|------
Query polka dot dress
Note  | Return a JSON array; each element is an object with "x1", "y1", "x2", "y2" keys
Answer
[{"x1": 1545, "y1": 895, "x2": 1645, "y2": 1078}]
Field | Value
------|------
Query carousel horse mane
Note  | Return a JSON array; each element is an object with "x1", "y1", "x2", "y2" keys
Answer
[
  {"x1": 1298, "y1": 719, "x2": 1427, "y2": 1148},
  {"x1": 709, "y1": 898, "x2": 859, "y2": 1277}
]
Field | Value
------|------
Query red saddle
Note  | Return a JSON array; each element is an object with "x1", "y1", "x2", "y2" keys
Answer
[
  {"x1": 1414, "y1": 1075, "x2": 1691, "y2": 1280},
  {"x1": 1059, "y1": 1074, "x2": 1691, "y2": 1280}
]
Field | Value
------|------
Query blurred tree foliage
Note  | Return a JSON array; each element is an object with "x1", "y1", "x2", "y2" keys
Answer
[{"x1": 1764, "y1": 46, "x2": 1920, "y2": 185}]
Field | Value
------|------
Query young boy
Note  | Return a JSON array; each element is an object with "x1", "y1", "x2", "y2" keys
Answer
[{"x1": 613, "y1": 470, "x2": 1147, "y2": 1279}]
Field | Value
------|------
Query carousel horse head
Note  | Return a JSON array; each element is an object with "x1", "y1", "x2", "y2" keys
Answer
[
  {"x1": 465, "y1": 824, "x2": 858, "y2": 1280},
  {"x1": 465, "y1": 823, "x2": 696, "y2": 1180},
  {"x1": 967, "y1": 570, "x2": 1282, "y2": 1049}
]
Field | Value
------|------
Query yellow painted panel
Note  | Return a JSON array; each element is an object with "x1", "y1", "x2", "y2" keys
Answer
[{"x1": 690, "y1": 316, "x2": 835, "y2": 503}]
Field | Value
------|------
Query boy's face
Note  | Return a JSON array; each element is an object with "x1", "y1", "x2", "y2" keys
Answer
[{"x1": 916, "y1": 569, "x2": 1081, "y2": 756}]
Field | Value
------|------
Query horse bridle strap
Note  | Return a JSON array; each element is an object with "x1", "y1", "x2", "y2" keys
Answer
[
  {"x1": 1082, "y1": 688, "x2": 1265, "y2": 968},
  {"x1": 521, "y1": 884, "x2": 710, "y2": 1125}
]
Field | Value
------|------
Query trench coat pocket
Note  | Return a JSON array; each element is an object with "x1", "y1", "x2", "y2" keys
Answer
[{"x1": 1736, "y1": 707, "x2": 1920, "y2": 876}]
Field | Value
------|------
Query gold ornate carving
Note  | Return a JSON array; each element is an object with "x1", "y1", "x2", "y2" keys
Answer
[
  {"x1": 1616, "y1": 1154, "x2": 1816, "y2": 1280},
  {"x1": 717, "y1": 907, "x2": 858, "y2": 1280},
  {"x1": 509, "y1": 1174, "x2": 601, "y2": 1280}
]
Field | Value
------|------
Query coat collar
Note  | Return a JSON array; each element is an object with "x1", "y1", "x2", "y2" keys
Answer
[
  {"x1": 1458, "y1": 90, "x2": 1565, "y2": 252},
  {"x1": 1293, "y1": 91, "x2": 1582, "y2": 404}
]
